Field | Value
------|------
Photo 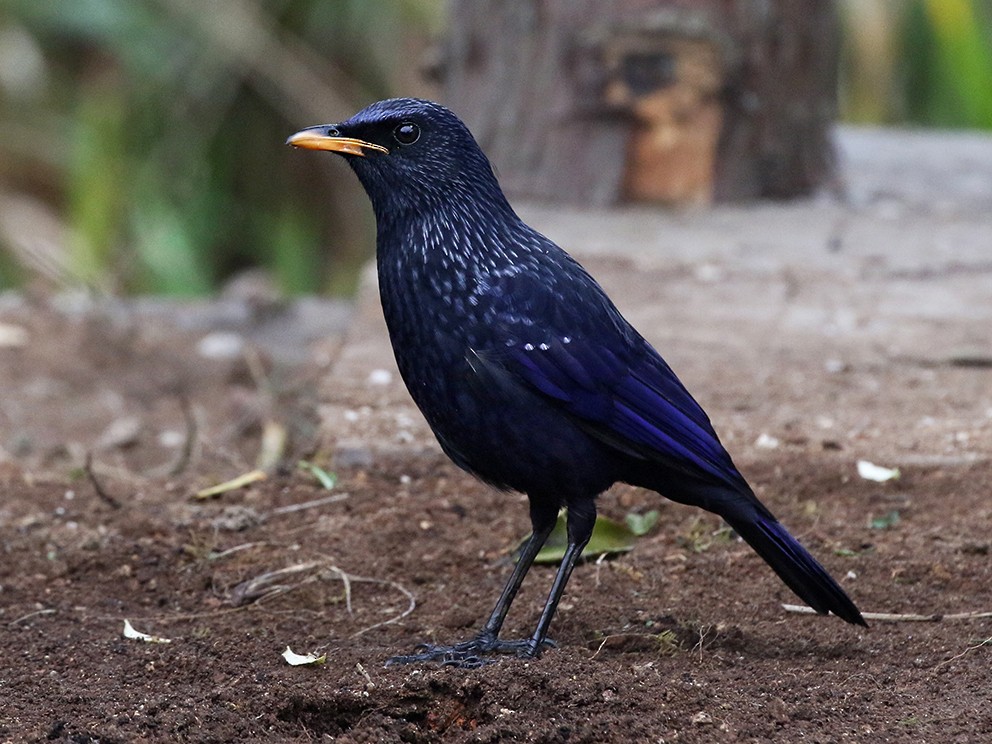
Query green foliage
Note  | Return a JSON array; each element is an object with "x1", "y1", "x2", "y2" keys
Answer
[
  {"x1": 0, "y1": 0, "x2": 439, "y2": 295},
  {"x1": 651, "y1": 629, "x2": 682, "y2": 656},
  {"x1": 297, "y1": 460, "x2": 337, "y2": 490},
  {"x1": 841, "y1": 0, "x2": 992, "y2": 129},
  {"x1": 869, "y1": 510, "x2": 901, "y2": 531},
  {"x1": 527, "y1": 509, "x2": 660, "y2": 565},
  {"x1": 624, "y1": 509, "x2": 660, "y2": 537},
  {"x1": 914, "y1": 0, "x2": 992, "y2": 128},
  {"x1": 1, "y1": 2, "x2": 990, "y2": 296},
  {"x1": 676, "y1": 516, "x2": 733, "y2": 554}
]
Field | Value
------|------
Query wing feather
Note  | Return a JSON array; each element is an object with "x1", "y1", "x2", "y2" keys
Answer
[{"x1": 474, "y1": 335, "x2": 744, "y2": 488}]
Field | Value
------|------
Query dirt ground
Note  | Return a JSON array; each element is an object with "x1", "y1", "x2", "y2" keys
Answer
[
  {"x1": 2, "y1": 125, "x2": 992, "y2": 744},
  {"x1": 2, "y1": 229, "x2": 991, "y2": 743}
]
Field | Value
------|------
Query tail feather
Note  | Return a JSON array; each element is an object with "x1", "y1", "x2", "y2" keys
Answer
[{"x1": 728, "y1": 515, "x2": 867, "y2": 627}]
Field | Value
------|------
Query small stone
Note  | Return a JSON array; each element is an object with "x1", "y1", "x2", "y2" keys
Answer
[
  {"x1": 755, "y1": 433, "x2": 780, "y2": 449},
  {"x1": 96, "y1": 416, "x2": 142, "y2": 450},
  {"x1": 691, "y1": 712, "x2": 712, "y2": 725},
  {"x1": 368, "y1": 368, "x2": 393, "y2": 386},
  {"x1": 197, "y1": 331, "x2": 244, "y2": 359},
  {"x1": 212, "y1": 506, "x2": 263, "y2": 532},
  {"x1": 158, "y1": 429, "x2": 186, "y2": 448},
  {"x1": 0, "y1": 322, "x2": 28, "y2": 347},
  {"x1": 335, "y1": 445, "x2": 373, "y2": 469}
]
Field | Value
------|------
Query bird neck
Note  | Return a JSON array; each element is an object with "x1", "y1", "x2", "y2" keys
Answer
[{"x1": 374, "y1": 185, "x2": 525, "y2": 273}]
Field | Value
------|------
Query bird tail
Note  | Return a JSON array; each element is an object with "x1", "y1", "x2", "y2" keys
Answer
[{"x1": 726, "y1": 513, "x2": 867, "y2": 627}]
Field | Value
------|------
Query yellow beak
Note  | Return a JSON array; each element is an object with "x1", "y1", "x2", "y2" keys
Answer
[{"x1": 285, "y1": 129, "x2": 389, "y2": 157}]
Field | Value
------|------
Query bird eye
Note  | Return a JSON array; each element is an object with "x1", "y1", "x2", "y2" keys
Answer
[{"x1": 393, "y1": 122, "x2": 420, "y2": 146}]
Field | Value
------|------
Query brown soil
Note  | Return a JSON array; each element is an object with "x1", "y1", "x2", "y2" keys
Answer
[{"x1": 1, "y1": 266, "x2": 991, "y2": 743}]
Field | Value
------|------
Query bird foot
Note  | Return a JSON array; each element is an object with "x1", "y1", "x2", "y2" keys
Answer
[{"x1": 385, "y1": 635, "x2": 557, "y2": 668}]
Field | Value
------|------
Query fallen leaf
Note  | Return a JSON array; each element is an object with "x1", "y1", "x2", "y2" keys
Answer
[
  {"x1": 123, "y1": 619, "x2": 171, "y2": 644},
  {"x1": 530, "y1": 512, "x2": 640, "y2": 565},
  {"x1": 625, "y1": 510, "x2": 660, "y2": 537},
  {"x1": 282, "y1": 646, "x2": 326, "y2": 666},
  {"x1": 195, "y1": 469, "x2": 267, "y2": 499},
  {"x1": 256, "y1": 420, "x2": 287, "y2": 471},
  {"x1": 298, "y1": 461, "x2": 338, "y2": 490},
  {"x1": 857, "y1": 460, "x2": 900, "y2": 482},
  {"x1": 869, "y1": 510, "x2": 901, "y2": 530}
]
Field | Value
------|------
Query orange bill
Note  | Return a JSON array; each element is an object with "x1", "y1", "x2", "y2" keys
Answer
[{"x1": 286, "y1": 129, "x2": 389, "y2": 156}]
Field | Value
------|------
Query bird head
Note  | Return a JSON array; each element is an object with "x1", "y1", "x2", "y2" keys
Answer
[{"x1": 287, "y1": 98, "x2": 507, "y2": 219}]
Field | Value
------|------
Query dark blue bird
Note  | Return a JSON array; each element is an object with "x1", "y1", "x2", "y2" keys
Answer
[{"x1": 288, "y1": 98, "x2": 866, "y2": 665}]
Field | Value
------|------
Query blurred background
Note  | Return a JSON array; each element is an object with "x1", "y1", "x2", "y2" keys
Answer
[{"x1": 0, "y1": 0, "x2": 989, "y2": 298}]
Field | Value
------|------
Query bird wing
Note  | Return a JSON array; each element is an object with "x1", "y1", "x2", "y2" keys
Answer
[{"x1": 472, "y1": 333, "x2": 745, "y2": 489}]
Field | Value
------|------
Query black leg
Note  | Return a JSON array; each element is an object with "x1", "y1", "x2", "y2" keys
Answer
[
  {"x1": 385, "y1": 498, "x2": 560, "y2": 667},
  {"x1": 476, "y1": 500, "x2": 559, "y2": 642},
  {"x1": 523, "y1": 501, "x2": 596, "y2": 655}
]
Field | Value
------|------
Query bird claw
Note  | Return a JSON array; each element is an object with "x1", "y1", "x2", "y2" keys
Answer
[
  {"x1": 385, "y1": 636, "x2": 557, "y2": 668},
  {"x1": 385, "y1": 646, "x2": 494, "y2": 669}
]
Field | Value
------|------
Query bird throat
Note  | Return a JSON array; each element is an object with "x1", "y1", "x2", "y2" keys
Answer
[{"x1": 377, "y1": 194, "x2": 525, "y2": 277}]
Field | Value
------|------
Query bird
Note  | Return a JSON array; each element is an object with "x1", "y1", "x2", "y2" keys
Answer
[{"x1": 287, "y1": 98, "x2": 866, "y2": 666}]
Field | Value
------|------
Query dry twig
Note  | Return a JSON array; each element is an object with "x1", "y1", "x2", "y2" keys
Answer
[
  {"x1": 269, "y1": 492, "x2": 349, "y2": 516},
  {"x1": 935, "y1": 637, "x2": 992, "y2": 670},
  {"x1": 783, "y1": 603, "x2": 992, "y2": 622},
  {"x1": 227, "y1": 559, "x2": 416, "y2": 637},
  {"x1": 85, "y1": 452, "x2": 122, "y2": 509},
  {"x1": 168, "y1": 395, "x2": 198, "y2": 477}
]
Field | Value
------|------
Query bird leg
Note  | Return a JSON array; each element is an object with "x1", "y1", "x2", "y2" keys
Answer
[
  {"x1": 385, "y1": 502, "x2": 560, "y2": 667},
  {"x1": 386, "y1": 503, "x2": 595, "y2": 668},
  {"x1": 521, "y1": 503, "x2": 595, "y2": 655}
]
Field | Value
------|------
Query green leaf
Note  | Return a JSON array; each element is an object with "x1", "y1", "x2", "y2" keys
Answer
[
  {"x1": 298, "y1": 461, "x2": 337, "y2": 490},
  {"x1": 625, "y1": 510, "x2": 660, "y2": 537},
  {"x1": 529, "y1": 511, "x2": 640, "y2": 565},
  {"x1": 869, "y1": 510, "x2": 901, "y2": 530}
]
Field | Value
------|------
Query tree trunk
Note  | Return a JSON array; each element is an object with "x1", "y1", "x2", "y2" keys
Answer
[{"x1": 438, "y1": 0, "x2": 839, "y2": 206}]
